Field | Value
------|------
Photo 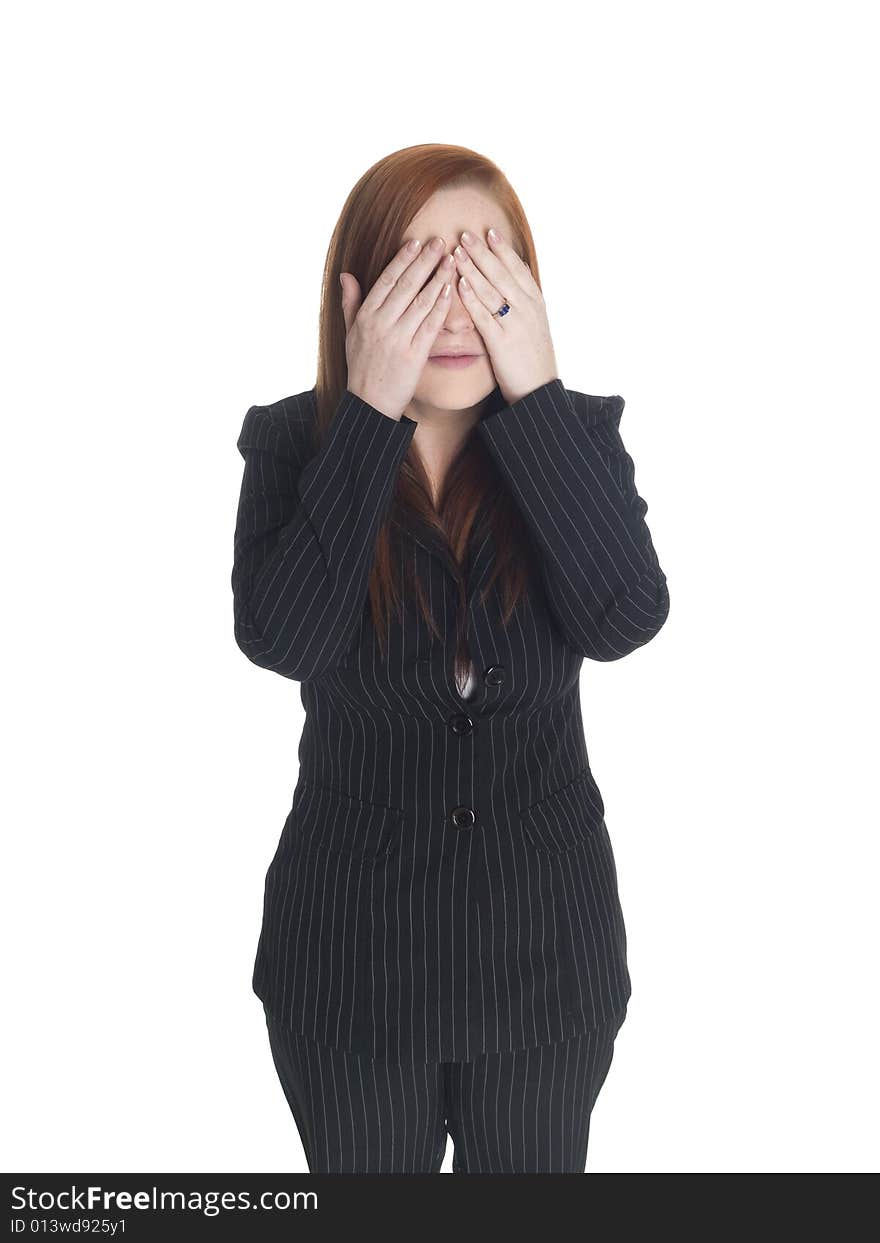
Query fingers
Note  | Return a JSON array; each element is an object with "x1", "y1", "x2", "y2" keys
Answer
[
  {"x1": 399, "y1": 250, "x2": 455, "y2": 338},
  {"x1": 362, "y1": 236, "x2": 450, "y2": 321},
  {"x1": 484, "y1": 227, "x2": 539, "y2": 293},
  {"x1": 455, "y1": 272, "x2": 503, "y2": 340},
  {"x1": 455, "y1": 228, "x2": 540, "y2": 308},
  {"x1": 339, "y1": 272, "x2": 361, "y2": 335},
  {"x1": 451, "y1": 230, "x2": 518, "y2": 311},
  {"x1": 411, "y1": 278, "x2": 454, "y2": 354},
  {"x1": 345, "y1": 226, "x2": 531, "y2": 352}
]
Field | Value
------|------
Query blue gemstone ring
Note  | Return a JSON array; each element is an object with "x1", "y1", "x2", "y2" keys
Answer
[{"x1": 494, "y1": 302, "x2": 511, "y2": 318}]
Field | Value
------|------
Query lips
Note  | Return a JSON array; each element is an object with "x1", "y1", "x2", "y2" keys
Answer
[{"x1": 428, "y1": 354, "x2": 481, "y2": 369}]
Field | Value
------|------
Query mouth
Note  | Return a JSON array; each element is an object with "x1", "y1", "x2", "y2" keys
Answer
[{"x1": 428, "y1": 354, "x2": 482, "y2": 369}]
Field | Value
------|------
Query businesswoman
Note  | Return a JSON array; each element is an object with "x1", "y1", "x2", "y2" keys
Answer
[{"x1": 231, "y1": 143, "x2": 670, "y2": 1173}]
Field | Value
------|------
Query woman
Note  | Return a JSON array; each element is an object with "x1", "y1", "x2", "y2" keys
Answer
[{"x1": 231, "y1": 143, "x2": 670, "y2": 1173}]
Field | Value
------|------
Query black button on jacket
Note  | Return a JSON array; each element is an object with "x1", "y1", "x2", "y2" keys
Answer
[{"x1": 232, "y1": 377, "x2": 669, "y2": 1063}]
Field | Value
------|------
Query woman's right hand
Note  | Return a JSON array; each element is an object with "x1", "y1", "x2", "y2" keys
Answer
[{"x1": 339, "y1": 236, "x2": 455, "y2": 421}]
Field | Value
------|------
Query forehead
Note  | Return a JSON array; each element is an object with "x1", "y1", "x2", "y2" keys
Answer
[{"x1": 402, "y1": 185, "x2": 515, "y2": 244}]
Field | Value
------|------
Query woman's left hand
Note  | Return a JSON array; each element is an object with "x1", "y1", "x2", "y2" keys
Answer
[{"x1": 452, "y1": 227, "x2": 559, "y2": 406}]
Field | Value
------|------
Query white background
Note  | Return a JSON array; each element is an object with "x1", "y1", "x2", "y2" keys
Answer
[{"x1": 3, "y1": 0, "x2": 877, "y2": 1174}]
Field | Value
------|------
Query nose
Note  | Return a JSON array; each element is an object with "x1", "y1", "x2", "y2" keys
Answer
[{"x1": 440, "y1": 281, "x2": 475, "y2": 329}]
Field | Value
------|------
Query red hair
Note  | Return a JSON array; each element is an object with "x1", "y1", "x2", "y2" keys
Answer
[{"x1": 313, "y1": 143, "x2": 543, "y2": 684}]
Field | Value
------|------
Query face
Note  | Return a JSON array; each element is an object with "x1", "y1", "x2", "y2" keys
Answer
[{"x1": 401, "y1": 185, "x2": 517, "y2": 409}]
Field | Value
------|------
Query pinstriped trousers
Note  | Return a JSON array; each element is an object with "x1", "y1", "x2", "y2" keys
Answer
[{"x1": 264, "y1": 1004, "x2": 627, "y2": 1173}]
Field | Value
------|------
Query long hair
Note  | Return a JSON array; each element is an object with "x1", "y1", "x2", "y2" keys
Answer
[{"x1": 313, "y1": 143, "x2": 543, "y2": 686}]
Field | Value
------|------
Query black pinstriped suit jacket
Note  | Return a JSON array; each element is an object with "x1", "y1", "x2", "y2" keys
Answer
[{"x1": 232, "y1": 377, "x2": 669, "y2": 1064}]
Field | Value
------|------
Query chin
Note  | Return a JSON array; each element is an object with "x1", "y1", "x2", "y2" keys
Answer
[{"x1": 417, "y1": 360, "x2": 495, "y2": 405}]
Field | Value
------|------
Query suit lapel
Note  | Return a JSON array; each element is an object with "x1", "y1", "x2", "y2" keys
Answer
[
  {"x1": 393, "y1": 384, "x2": 507, "y2": 593},
  {"x1": 397, "y1": 494, "x2": 495, "y2": 597}
]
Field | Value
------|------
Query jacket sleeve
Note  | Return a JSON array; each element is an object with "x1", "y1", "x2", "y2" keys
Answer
[
  {"x1": 232, "y1": 391, "x2": 417, "y2": 680},
  {"x1": 475, "y1": 377, "x2": 669, "y2": 661}
]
